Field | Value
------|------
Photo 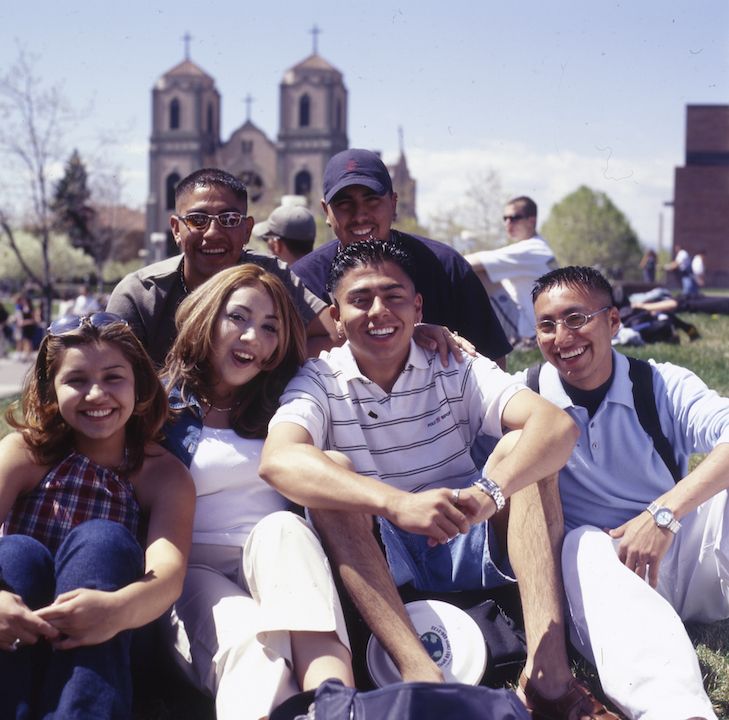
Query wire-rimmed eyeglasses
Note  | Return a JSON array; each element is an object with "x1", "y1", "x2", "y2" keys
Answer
[{"x1": 535, "y1": 306, "x2": 611, "y2": 336}]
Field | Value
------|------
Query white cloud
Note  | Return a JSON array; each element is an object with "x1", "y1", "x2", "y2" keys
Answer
[{"x1": 391, "y1": 141, "x2": 677, "y2": 251}]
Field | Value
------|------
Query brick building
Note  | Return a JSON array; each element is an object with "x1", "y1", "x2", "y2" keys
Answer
[{"x1": 673, "y1": 104, "x2": 729, "y2": 286}]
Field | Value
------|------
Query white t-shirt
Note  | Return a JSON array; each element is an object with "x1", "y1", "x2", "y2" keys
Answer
[
  {"x1": 466, "y1": 235, "x2": 555, "y2": 339},
  {"x1": 190, "y1": 426, "x2": 290, "y2": 546}
]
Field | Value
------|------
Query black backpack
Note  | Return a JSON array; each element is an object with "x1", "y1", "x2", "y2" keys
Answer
[{"x1": 525, "y1": 357, "x2": 681, "y2": 483}]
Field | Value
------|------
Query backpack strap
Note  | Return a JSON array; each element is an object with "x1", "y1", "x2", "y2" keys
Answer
[
  {"x1": 525, "y1": 362, "x2": 542, "y2": 393},
  {"x1": 627, "y1": 357, "x2": 681, "y2": 483}
]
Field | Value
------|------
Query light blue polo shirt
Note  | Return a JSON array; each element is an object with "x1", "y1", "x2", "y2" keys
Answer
[{"x1": 515, "y1": 351, "x2": 729, "y2": 531}]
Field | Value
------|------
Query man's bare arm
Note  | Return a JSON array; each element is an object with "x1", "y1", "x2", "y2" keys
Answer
[{"x1": 260, "y1": 422, "x2": 471, "y2": 543}]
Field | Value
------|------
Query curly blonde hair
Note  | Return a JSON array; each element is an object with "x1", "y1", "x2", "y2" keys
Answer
[
  {"x1": 6, "y1": 320, "x2": 168, "y2": 473},
  {"x1": 162, "y1": 264, "x2": 306, "y2": 438}
]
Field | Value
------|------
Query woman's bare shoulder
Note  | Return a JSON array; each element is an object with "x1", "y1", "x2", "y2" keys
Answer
[{"x1": 0, "y1": 432, "x2": 48, "y2": 490}]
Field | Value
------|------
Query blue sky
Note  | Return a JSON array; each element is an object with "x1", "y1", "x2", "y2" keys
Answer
[{"x1": 1, "y1": 0, "x2": 727, "y2": 250}]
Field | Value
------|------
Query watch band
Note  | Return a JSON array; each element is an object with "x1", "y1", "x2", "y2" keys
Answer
[
  {"x1": 472, "y1": 476, "x2": 506, "y2": 512},
  {"x1": 646, "y1": 501, "x2": 681, "y2": 534}
]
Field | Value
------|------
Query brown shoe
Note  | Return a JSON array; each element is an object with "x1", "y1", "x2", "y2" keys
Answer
[{"x1": 518, "y1": 673, "x2": 623, "y2": 720}]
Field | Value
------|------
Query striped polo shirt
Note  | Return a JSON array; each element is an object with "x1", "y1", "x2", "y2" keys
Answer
[{"x1": 270, "y1": 341, "x2": 525, "y2": 493}]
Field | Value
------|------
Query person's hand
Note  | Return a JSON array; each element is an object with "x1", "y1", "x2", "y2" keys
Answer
[
  {"x1": 413, "y1": 324, "x2": 476, "y2": 367},
  {"x1": 386, "y1": 487, "x2": 476, "y2": 546},
  {"x1": 608, "y1": 512, "x2": 675, "y2": 587},
  {"x1": 0, "y1": 589, "x2": 59, "y2": 651},
  {"x1": 35, "y1": 588, "x2": 123, "y2": 650}
]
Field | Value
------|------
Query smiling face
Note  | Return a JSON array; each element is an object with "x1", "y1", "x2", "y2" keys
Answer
[
  {"x1": 209, "y1": 283, "x2": 280, "y2": 400},
  {"x1": 534, "y1": 283, "x2": 620, "y2": 390},
  {"x1": 332, "y1": 260, "x2": 422, "y2": 392},
  {"x1": 170, "y1": 184, "x2": 254, "y2": 290},
  {"x1": 322, "y1": 185, "x2": 398, "y2": 246},
  {"x1": 53, "y1": 341, "x2": 136, "y2": 459}
]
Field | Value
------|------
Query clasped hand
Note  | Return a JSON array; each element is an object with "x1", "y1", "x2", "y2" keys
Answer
[{"x1": 387, "y1": 487, "x2": 488, "y2": 547}]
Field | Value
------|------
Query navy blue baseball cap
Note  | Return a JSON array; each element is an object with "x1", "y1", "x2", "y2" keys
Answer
[{"x1": 323, "y1": 149, "x2": 393, "y2": 204}]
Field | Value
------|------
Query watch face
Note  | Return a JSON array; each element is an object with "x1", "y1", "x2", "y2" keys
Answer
[{"x1": 655, "y1": 508, "x2": 673, "y2": 527}]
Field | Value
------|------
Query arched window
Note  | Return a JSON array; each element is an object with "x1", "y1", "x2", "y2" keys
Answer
[
  {"x1": 335, "y1": 99, "x2": 342, "y2": 131},
  {"x1": 166, "y1": 172, "x2": 181, "y2": 210},
  {"x1": 206, "y1": 103, "x2": 214, "y2": 134},
  {"x1": 169, "y1": 98, "x2": 181, "y2": 130},
  {"x1": 294, "y1": 170, "x2": 312, "y2": 196},
  {"x1": 299, "y1": 94, "x2": 310, "y2": 127}
]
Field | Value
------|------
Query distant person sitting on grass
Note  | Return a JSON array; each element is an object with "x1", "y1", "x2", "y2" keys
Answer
[{"x1": 523, "y1": 265, "x2": 729, "y2": 719}]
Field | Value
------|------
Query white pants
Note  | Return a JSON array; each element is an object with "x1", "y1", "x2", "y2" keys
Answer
[
  {"x1": 562, "y1": 493, "x2": 729, "y2": 720},
  {"x1": 167, "y1": 511, "x2": 350, "y2": 720}
]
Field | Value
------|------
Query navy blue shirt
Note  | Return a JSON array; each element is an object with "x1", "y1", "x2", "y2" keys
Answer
[{"x1": 292, "y1": 230, "x2": 512, "y2": 360}]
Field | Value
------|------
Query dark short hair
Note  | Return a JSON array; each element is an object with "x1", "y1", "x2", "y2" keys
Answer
[
  {"x1": 326, "y1": 238, "x2": 417, "y2": 297},
  {"x1": 532, "y1": 266, "x2": 615, "y2": 306},
  {"x1": 506, "y1": 195, "x2": 537, "y2": 218},
  {"x1": 175, "y1": 168, "x2": 248, "y2": 209}
]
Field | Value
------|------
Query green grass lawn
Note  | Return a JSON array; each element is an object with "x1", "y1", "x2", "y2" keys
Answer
[{"x1": 1, "y1": 310, "x2": 728, "y2": 716}]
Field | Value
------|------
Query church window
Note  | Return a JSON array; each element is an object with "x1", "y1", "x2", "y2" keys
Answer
[
  {"x1": 299, "y1": 94, "x2": 310, "y2": 127},
  {"x1": 335, "y1": 99, "x2": 342, "y2": 131},
  {"x1": 206, "y1": 103, "x2": 214, "y2": 133},
  {"x1": 170, "y1": 99, "x2": 181, "y2": 130},
  {"x1": 166, "y1": 172, "x2": 181, "y2": 210},
  {"x1": 241, "y1": 140, "x2": 253, "y2": 154},
  {"x1": 294, "y1": 170, "x2": 312, "y2": 196}
]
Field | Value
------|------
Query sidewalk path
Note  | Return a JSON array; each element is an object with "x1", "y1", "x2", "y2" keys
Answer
[{"x1": 0, "y1": 357, "x2": 32, "y2": 399}]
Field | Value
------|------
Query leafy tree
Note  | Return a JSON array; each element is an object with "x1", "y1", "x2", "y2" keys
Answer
[
  {"x1": 52, "y1": 149, "x2": 95, "y2": 253},
  {"x1": 0, "y1": 231, "x2": 94, "y2": 283},
  {"x1": 540, "y1": 186, "x2": 643, "y2": 280}
]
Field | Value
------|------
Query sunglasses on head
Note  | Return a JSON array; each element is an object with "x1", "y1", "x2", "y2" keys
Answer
[{"x1": 47, "y1": 312, "x2": 129, "y2": 337}]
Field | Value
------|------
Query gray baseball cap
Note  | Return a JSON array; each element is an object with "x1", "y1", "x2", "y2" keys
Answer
[{"x1": 253, "y1": 205, "x2": 316, "y2": 243}]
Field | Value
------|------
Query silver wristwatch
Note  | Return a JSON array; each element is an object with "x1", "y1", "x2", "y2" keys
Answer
[
  {"x1": 646, "y1": 501, "x2": 681, "y2": 534},
  {"x1": 472, "y1": 476, "x2": 506, "y2": 512}
]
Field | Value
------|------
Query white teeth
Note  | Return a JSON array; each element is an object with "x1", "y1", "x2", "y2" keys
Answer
[
  {"x1": 369, "y1": 327, "x2": 395, "y2": 336},
  {"x1": 234, "y1": 351, "x2": 254, "y2": 361},
  {"x1": 85, "y1": 408, "x2": 113, "y2": 418},
  {"x1": 560, "y1": 346, "x2": 586, "y2": 360},
  {"x1": 202, "y1": 247, "x2": 226, "y2": 255},
  {"x1": 352, "y1": 227, "x2": 374, "y2": 236}
]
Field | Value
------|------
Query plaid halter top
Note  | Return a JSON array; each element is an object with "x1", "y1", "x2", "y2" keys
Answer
[{"x1": 3, "y1": 451, "x2": 141, "y2": 554}]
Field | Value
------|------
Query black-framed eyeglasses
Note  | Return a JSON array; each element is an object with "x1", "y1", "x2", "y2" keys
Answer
[
  {"x1": 503, "y1": 214, "x2": 526, "y2": 223},
  {"x1": 175, "y1": 211, "x2": 246, "y2": 231},
  {"x1": 48, "y1": 312, "x2": 128, "y2": 337},
  {"x1": 535, "y1": 306, "x2": 611, "y2": 336}
]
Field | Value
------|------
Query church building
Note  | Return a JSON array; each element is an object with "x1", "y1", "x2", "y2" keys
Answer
[{"x1": 146, "y1": 37, "x2": 416, "y2": 257}]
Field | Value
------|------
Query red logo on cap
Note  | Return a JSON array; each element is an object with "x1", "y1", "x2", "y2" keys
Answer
[{"x1": 346, "y1": 160, "x2": 359, "y2": 171}]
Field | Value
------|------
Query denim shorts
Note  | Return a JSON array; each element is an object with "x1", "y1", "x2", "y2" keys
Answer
[{"x1": 378, "y1": 516, "x2": 515, "y2": 593}]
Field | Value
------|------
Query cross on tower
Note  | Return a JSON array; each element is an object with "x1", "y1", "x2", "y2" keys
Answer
[
  {"x1": 182, "y1": 32, "x2": 193, "y2": 60},
  {"x1": 244, "y1": 94, "x2": 254, "y2": 122},
  {"x1": 309, "y1": 24, "x2": 322, "y2": 54}
]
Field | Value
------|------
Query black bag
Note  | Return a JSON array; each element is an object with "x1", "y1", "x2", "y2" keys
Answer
[{"x1": 309, "y1": 679, "x2": 530, "y2": 720}]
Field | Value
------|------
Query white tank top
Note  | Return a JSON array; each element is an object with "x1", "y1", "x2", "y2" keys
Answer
[{"x1": 190, "y1": 426, "x2": 290, "y2": 546}]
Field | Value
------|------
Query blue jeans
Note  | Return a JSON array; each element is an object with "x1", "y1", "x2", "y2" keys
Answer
[
  {"x1": 378, "y1": 517, "x2": 514, "y2": 593},
  {"x1": 0, "y1": 519, "x2": 144, "y2": 720}
]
